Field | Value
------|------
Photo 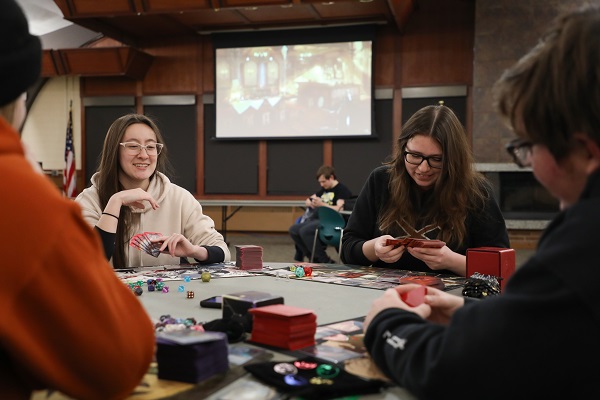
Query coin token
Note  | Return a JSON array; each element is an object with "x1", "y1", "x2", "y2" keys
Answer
[
  {"x1": 273, "y1": 363, "x2": 298, "y2": 375},
  {"x1": 284, "y1": 374, "x2": 308, "y2": 386}
]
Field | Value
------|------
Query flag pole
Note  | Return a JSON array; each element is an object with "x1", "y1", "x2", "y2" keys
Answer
[{"x1": 63, "y1": 100, "x2": 76, "y2": 198}]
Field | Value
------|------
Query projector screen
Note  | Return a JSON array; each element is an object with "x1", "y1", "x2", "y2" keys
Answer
[{"x1": 213, "y1": 27, "x2": 375, "y2": 140}]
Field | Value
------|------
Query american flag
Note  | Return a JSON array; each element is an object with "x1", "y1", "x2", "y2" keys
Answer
[{"x1": 63, "y1": 103, "x2": 76, "y2": 198}]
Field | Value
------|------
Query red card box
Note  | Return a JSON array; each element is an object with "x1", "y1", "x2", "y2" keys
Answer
[
  {"x1": 399, "y1": 286, "x2": 426, "y2": 307},
  {"x1": 466, "y1": 247, "x2": 516, "y2": 292}
]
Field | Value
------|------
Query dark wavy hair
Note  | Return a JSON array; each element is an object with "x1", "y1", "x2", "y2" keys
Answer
[
  {"x1": 378, "y1": 105, "x2": 489, "y2": 246},
  {"x1": 95, "y1": 113, "x2": 172, "y2": 268}
]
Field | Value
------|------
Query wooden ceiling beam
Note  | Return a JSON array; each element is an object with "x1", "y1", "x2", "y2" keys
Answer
[
  {"x1": 386, "y1": 0, "x2": 415, "y2": 32},
  {"x1": 41, "y1": 47, "x2": 153, "y2": 80}
]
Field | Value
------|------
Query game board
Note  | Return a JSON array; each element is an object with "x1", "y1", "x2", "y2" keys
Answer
[
  {"x1": 116, "y1": 262, "x2": 262, "y2": 284},
  {"x1": 262, "y1": 263, "x2": 466, "y2": 292}
]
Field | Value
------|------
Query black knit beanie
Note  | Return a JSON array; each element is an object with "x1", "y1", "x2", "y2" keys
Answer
[{"x1": 0, "y1": 0, "x2": 42, "y2": 107}]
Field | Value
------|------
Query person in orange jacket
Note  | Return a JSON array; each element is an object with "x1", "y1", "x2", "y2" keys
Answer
[{"x1": 0, "y1": 1, "x2": 155, "y2": 399}]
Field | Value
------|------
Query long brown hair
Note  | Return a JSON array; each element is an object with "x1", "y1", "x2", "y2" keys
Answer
[
  {"x1": 379, "y1": 105, "x2": 489, "y2": 246},
  {"x1": 95, "y1": 113, "x2": 172, "y2": 268}
]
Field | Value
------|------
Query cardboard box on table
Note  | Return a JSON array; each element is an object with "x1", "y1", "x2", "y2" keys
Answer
[{"x1": 466, "y1": 247, "x2": 516, "y2": 292}]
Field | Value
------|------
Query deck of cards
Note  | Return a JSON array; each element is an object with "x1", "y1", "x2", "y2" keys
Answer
[
  {"x1": 385, "y1": 238, "x2": 445, "y2": 249},
  {"x1": 129, "y1": 232, "x2": 164, "y2": 257}
]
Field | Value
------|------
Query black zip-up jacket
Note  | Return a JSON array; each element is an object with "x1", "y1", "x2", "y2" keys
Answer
[
  {"x1": 342, "y1": 165, "x2": 509, "y2": 274},
  {"x1": 363, "y1": 169, "x2": 600, "y2": 399}
]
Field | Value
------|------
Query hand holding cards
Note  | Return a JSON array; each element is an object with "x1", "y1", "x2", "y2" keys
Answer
[
  {"x1": 129, "y1": 231, "x2": 165, "y2": 257},
  {"x1": 385, "y1": 237, "x2": 445, "y2": 249}
]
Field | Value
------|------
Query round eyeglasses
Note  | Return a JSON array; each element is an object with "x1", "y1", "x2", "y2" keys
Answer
[
  {"x1": 403, "y1": 151, "x2": 443, "y2": 169},
  {"x1": 119, "y1": 142, "x2": 164, "y2": 156},
  {"x1": 505, "y1": 138, "x2": 532, "y2": 168}
]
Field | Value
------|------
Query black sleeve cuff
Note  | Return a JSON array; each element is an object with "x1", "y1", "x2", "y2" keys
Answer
[
  {"x1": 94, "y1": 226, "x2": 116, "y2": 261},
  {"x1": 194, "y1": 245, "x2": 225, "y2": 264}
]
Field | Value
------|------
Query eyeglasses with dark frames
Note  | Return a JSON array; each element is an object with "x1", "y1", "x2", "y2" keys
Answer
[
  {"x1": 505, "y1": 138, "x2": 533, "y2": 168},
  {"x1": 119, "y1": 142, "x2": 164, "y2": 156},
  {"x1": 403, "y1": 150, "x2": 443, "y2": 169}
]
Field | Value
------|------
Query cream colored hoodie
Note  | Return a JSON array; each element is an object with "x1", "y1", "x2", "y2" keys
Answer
[{"x1": 75, "y1": 171, "x2": 230, "y2": 267}]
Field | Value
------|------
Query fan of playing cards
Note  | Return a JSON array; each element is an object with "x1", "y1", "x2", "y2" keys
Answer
[{"x1": 129, "y1": 232, "x2": 165, "y2": 257}]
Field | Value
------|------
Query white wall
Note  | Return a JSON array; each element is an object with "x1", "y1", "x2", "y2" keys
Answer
[{"x1": 21, "y1": 76, "x2": 81, "y2": 171}]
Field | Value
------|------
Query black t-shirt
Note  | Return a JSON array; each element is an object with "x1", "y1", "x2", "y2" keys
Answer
[{"x1": 315, "y1": 182, "x2": 352, "y2": 207}]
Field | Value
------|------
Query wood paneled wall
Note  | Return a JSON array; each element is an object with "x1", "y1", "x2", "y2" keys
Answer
[{"x1": 79, "y1": 0, "x2": 475, "y2": 200}]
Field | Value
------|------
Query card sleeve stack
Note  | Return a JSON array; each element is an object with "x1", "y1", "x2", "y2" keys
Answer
[
  {"x1": 249, "y1": 304, "x2": 317, "y2": 350},
  {"x1": 235, "y1": 245, "x2": 263, "y2": 270},
  {"x1": 155, "y1": 330, "x2": 229, "y2": 383}
]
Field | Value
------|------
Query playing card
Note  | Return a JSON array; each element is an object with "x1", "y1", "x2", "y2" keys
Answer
[
  {"x1": 385, "y1": 238, "x2": 445, "y2": 249},
  {"x1": 129, "y1": 232, "x2": 164, "y2": 257}
]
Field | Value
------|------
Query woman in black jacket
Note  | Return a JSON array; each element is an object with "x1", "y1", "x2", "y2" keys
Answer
[{"x1": 342, "y1": 104, "x2": 509, "y2": 276}]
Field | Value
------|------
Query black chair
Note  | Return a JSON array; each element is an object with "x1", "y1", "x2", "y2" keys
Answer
[{"x1": 310, "y1": 207, "x2": 346, "y2": 264}]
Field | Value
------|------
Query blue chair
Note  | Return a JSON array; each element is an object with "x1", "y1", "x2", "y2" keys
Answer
[{"x1": 310, "y1": 207, "x2": 346, "y2": 264}]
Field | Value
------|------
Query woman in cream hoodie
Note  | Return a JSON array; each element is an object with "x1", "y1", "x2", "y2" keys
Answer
[{"x1": 76, "y1": 113, "x2": 230, "y2": 268}]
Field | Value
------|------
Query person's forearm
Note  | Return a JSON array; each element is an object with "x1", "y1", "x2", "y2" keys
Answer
[
  {"x1": 96, "y1": 196, "x2": 123, "y2": 232},
  {"x1": 94, "y1": 227, "x2": 116, "y2": 260},
  {"x1": 195, "y1": 246, "x2": 225, "y2": 264},
  {"x1": 190, "y1": 245, "x2": 209, "y2": 261},
  {"x1": 364, "y1": 308, "x2": 427, "y2": 385},
  {"x1": 362, "y1": 238, "x2": 379, "y2": 262},
  {"x1": 444, "y1": 252, "x2": 466, "y2": 276}
]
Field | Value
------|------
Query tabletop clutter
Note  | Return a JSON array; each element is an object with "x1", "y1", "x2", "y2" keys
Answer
[
  {"x1": 155, "y1": 290, "x2": 304, "y2": 384},
  {"x1": 142, "y1": 251, "x2": 515, "y2": 396},
  {"x1": 146, "y1": 272, "x2": 464, "y2": 396},
  {"x1": 152, "y1": 286, "x2": 386, "y2": 398}
]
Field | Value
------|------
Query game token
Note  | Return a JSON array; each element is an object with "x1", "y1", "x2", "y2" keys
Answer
[
  {"x1": 284, "y1": 374, "x2": 308, "y2": 386},
  {"x1": 310, "y1": 377, "x2": 334, "y2": 385},
  {"x1": 293, "y1": 360, "x2": 317, "y2": 370},
  {"x1": 273, "y1": 363, "x2": 298, "y2": 375},
  {"x1": 316, "y1": 364, "x2": 340, "y2": 378}
]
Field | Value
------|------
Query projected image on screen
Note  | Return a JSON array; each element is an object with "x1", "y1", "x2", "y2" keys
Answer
[{"x1": 215, "y1": 40, "x2": 372, "y2": 139}]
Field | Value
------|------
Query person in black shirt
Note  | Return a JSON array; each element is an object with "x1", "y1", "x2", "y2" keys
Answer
[
  {"x1": 342, "y1": 105, "x2": 509, "y2": 276},
  {"x1": 289, "y1": 165, "x2": 351, "y2": 263}
]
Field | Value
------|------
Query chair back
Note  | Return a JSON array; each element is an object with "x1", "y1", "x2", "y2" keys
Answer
[{"x1": 316, "y1": 207, "x2": 346, "y2": 246}]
